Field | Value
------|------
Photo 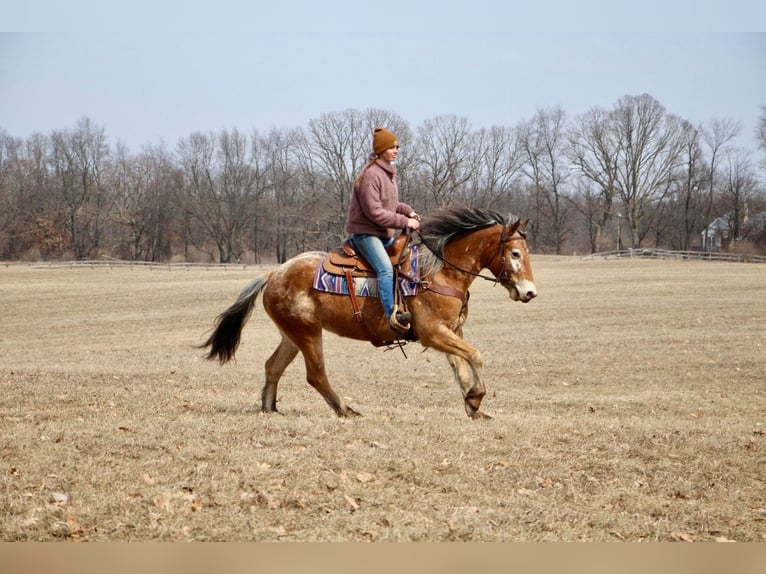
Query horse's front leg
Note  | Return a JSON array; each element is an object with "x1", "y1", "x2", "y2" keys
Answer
[
  {"x1": 445, "y1": 353, "x2": 491, "y2": 419},
  {"x1": 447, "y1": 355, "x2": 492, "y2": 419},
  {"x1": 423, "y1": 325, "x2": 489, "y2": 419}
]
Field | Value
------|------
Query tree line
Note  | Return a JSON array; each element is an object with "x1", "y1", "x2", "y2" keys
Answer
[{"x1": 2, "y1": 94, "x2": 765, "y2": 263}]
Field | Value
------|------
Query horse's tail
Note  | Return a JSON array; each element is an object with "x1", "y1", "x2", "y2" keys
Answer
[{"x1": 202, "y1": 272, "x2": 272, "y2": 364}]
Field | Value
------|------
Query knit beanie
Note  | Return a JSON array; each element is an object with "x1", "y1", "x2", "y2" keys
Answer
[{"x1": 372, "y1": 127, "x2": 399, "y2": 156}]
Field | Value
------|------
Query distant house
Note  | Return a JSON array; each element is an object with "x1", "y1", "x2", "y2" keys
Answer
[
  {"x1": 701, "y1": 216, "x2": 730, "y2": 252},
  {"x1": 702, "y1": 210, "x2": 766, "y2": 252}
]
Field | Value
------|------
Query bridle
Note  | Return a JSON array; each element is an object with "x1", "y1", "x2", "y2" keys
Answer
[{"x1": 415, "y1": 221, "x2": 526, "y2": 289}]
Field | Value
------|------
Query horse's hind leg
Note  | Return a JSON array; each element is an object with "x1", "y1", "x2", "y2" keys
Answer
[
  {"x1": 298, "y1": 332, "x2": 360, "y2": 417},
  {"x1": 261, "y1": 335, "x2": 299, "y2": 413}
]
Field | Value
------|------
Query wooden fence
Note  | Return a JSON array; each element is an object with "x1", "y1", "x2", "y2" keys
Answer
[
  {"x1": 583, "y1": 248, "x2": 766, "y2": 263},
  {"x1": 2, "y1": 259, "x2": 269, "y2": 271}
]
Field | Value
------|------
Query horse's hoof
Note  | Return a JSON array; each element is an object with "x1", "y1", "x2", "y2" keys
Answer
[
  {"x1": 469, "y1": 410, "x2": 492, "y2": 420},
  {"x1": 336, "y1": 406, "x2": 362, "y2": 417}
]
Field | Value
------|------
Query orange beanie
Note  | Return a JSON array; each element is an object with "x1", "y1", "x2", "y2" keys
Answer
[{"x1": 372, "y1": 127, "x2": 399, "y2": 155}]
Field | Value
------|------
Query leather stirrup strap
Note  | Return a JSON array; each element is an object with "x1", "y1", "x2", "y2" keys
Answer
[
  {"x1": 392, "y1": 230, "x2": 412, "y2": 313},
  {"x1": 344, "y1": 268, "x2": 391, "y2": 347},
  {"x1": 344, "y1": 269, "x2": 364, "y2": 323}
]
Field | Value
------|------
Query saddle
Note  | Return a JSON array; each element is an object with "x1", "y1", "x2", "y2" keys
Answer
[{"x1": 322, "y1": 233, "x2": 413, "y2": 277}]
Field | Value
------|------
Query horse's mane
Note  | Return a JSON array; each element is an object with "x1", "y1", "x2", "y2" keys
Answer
[{"x1": 414, "y1": 204, "x2": 520, "y2": 278}]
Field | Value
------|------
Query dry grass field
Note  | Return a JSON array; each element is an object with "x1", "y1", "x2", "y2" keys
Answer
[{"x1": 1, "y1": 256, "x2": 764, "y2": 542}]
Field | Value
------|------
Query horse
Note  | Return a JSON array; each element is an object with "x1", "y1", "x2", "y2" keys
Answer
[{"x1": 201, "y1": 204, "x2": 537, "y2": 419}]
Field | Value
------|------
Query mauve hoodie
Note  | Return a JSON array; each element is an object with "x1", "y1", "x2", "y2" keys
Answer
[{"x1": 346, "y1": 160, "x2": 413, "y2": 239}]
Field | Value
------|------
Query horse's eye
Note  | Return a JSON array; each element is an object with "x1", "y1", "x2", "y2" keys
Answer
[{"x1": 511, "y1": 249, "x2": 521, "y2": 260}]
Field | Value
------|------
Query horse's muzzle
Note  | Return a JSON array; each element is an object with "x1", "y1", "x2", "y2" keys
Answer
[{"x1": 510, "y1": 280, "x2": 537, "y2": 303}]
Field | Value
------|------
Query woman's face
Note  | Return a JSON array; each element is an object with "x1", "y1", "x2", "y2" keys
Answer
[{"x1": 379, "y1": 145, "x2": 399, "y2": 163}]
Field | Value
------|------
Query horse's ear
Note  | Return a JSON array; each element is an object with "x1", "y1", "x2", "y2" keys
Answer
[
  {"x1": 513, "y1": 219, "x2": 530, "y2": 239},
  {"x1": 507, "y1": 219, "x2": 521, "y2": 236}
]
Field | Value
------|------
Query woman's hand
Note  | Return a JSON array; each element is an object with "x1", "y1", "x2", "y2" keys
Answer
[{"x1": 406, "y1": 217, "x2": 421, "y2": 231}]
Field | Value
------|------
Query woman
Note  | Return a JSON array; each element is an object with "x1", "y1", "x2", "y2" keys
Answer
[{"x1": 346, "y1": 126, "x2": 421, "y2": 334}]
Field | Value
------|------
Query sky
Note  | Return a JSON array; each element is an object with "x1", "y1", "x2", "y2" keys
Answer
[{"x1": 1, "y1": 2, "x2": 765, "y2": 157}]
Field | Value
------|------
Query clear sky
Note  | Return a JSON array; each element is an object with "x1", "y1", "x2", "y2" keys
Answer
[{"x1": 1, "y1": 2, "x2": 765, "y2": 156}]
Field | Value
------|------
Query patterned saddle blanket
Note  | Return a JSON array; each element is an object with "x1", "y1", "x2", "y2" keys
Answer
[{"x1": 312, "y1": 244, "x2": 421, "y2": 297}]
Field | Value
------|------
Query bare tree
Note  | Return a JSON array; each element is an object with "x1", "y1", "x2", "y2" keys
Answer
[
  {"x1": 567, "y1": 106, "x2": 620, "y2": 252},
  {"x1": 670, "y1": 120, "x2": 707, "y2": 250},
  {"x1": 262, "y1": 127, "x2": 306, "y2": 263},
  {"x1": 176, "y1": 129, "x2": 269, "y2": 263},
  {"x1": 304, "y1": 109, "x2": 368, "y2": 244},
  {"x1": 290, "y1": 127, "x2": 335, "y2": 252},
  {"x1": 0, "y1": 130, "x2": 18, "y2": 257},
  {"x1": 720, "y1": 149, "x2": 761, "y2": 248},
  {"x1": 569, "y1": 179, "x2": 607, "y2": 253},
  {"x1": 462, "y1": 125, "x2": 524, "y2": 210},
  {"x1": 412, "y1": 115, "x2": 474, "y2": 210},
  {"x1": 145, "y1": 145, "x2": 182, "y2": 261},
  {"x1": 610, "y1": 95, "x2": 686, "y2": 247},
  {"x1": 700, "y1": 117, "x2": 741, "y2": 225},
  {"x1": 110, "y1": 142, "x2": 151, "y2": 259},
  {"x1": 50, "y1": 117, "x2": 109, "y2": 259},
  {"x1": 109, "y1": 142, "x2": 179, "y2": 261},
  {"x1": 518, "y1": 107, "x2": 572, "y2": 254},
  {"x1": 2, "y1": 132, "x2": 67, "y2": 258},
  {"x1": 757, "y1": 104, "x2": 766, "y2": 153},
  {"x1": 755, "y1": 104, "x2": 766, "y2": 176}
]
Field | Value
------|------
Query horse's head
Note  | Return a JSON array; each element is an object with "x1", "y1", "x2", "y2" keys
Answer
[
  {"x1": 490, "y1": 219, "x2": 537, "y2": 303},
  {"x1": 418, "y1": 206, "x2": 538, "y2": 303}
]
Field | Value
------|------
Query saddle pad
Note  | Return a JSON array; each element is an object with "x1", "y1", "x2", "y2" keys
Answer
[{"x1": 313, "y1": 244, "x2": 421, "y2": 297}]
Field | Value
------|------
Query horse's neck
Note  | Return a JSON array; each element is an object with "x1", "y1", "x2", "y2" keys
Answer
[{"x1": 438, "y1": 227, "x2": 498, "y2": 288}]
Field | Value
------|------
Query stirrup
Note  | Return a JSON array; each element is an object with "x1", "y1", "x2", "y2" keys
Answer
[{"x1": 388, "y1": 307, "x2": 411, "y2": 334}]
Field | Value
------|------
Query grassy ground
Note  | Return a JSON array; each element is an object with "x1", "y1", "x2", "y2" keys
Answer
[{"x1": 1, "y1": 256, "x2": 764, "y2": 541}]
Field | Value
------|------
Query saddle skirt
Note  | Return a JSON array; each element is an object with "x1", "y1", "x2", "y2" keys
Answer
[{"x1": 312, "y1": 238, "x2": 421, "y2": 298}]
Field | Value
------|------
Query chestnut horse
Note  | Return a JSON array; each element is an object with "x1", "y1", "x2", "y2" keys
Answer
[{"x1": 202, "y1": 205, "x2": 537, "y2": 418}]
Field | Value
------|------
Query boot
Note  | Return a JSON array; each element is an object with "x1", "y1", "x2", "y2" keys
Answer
[{"x1": 388, "y1": 309, "x2": 411, "y2": 334}]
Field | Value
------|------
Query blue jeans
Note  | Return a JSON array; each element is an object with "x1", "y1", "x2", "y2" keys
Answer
[{"x1": 351, "y1": 234, "x2": 395, "y2": 318}]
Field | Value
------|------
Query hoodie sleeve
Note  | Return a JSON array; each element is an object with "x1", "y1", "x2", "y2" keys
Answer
[{"x1": 396, "y1": 202, "x2": 414, "y2": 216}]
